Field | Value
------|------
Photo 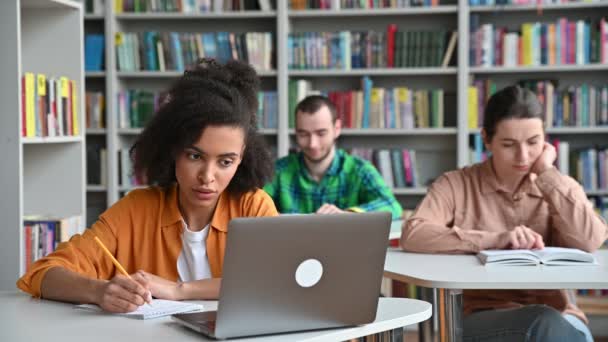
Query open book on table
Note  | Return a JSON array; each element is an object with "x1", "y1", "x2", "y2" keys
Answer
[{"x1": 477, "y1": 247, "x2": 598, "y2": 266}]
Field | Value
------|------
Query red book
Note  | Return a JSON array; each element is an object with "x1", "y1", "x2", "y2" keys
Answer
[
  {"x1": 386, "y1": 24, "x2": 398, "y2": 68},
  {"x1": 518, "y1": 36, "x2": 523, "y2": 66},
  {"x1": 344, "y1": 92, "x2": 352, "y2": 129},
  {"x1": 24, "y1": 225, "x2": 31, "y2": 272}
]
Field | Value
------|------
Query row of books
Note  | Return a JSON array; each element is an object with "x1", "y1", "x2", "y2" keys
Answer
[
  {"x1": 85, "y1": 34, "x2": 105, "y2": 71},
  {"x1": 256, "y1": 91, "x2": 278, "y2": 129},
  {"x1": 21, "y1": 73, "x2": 80, "y2": 138},
  {"x1": 86, "y1": 91, "x2": 105, "y2": 129},
  {"x1": 350, "y1": 148, "x2": 422, "y2": 188},
  {"x1": 468, "y1": 80, "x2": 608, "y2": 128},
  {"x1": 288, "y1": 78, "x2": 445, "y2": 129},
  {"x1": 290, "y1": 0, "x2": 440, "y2": 9},
  {"x1": 114, "y1": 0, "x2": 273, "y2": 12},
  {"x1": 470, "y1": 16, "x2": 608, "y2": 67},
  {"x1": 117, "y1": 90, "x2": 162, "y2": 129},
  {"x1": 559, "y1": 144, "x2": 608, "y2": 191},
  {"x1": 116, "y1": 31, "x2": 273, "y2": 72},
  {"x1": 116, "y1": 89, "x2": 278, "y2": 129},
  {"x1": 469, "y1": 0, "x2": 602, "y2": 5},
  {"x1": 23, "y1": 215, "x2": 82, "y2": 272},
  {"x1": 288, "y1": 29, "x2": 456, "y2": 69}
]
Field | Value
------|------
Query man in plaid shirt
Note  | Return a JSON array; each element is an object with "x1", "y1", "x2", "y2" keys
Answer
[{"x1": 263, "y1": 95, "x2": 402, "y2": 219}]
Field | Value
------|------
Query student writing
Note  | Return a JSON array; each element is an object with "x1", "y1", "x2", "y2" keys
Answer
[{"x1": 17, "y1": 59, "x2": 278, "y2": 313}]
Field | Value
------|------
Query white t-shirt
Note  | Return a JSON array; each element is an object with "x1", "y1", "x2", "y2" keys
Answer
[{"x1": 177, "y1": 221, "x2": 212, "y2": 282}]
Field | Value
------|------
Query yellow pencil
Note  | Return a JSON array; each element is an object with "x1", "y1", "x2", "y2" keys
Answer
[{"x1": 93, "y1": 236, "x2": 153, "y2": 306}]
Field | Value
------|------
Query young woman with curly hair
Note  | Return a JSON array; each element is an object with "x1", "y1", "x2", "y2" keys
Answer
[{"x1": 17, "y1": 59, "x2": 278, "y2": 313}]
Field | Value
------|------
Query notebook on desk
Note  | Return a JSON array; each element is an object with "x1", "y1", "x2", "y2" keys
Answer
[
  {"x1": 76, "y1": 299, "x2": 203, "y2": 320},
  {"x1": 172, "y1": 212, "x2": 392, "y2": 340}
]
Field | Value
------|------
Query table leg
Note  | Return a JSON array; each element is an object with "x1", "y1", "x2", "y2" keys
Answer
[
  {"x1": 437, "y1": 288, "x2": 463, "y2": 342},
  {"x1": 418, "y1": 287, "x2": 436, "y2": 342}
]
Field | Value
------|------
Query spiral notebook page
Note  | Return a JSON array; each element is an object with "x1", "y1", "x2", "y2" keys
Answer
[{"x1": 76, "y1": 299, "x2": 204, "y2": 320}]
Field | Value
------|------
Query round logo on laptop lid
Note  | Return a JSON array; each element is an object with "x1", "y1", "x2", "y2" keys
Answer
[{"x1": 295, "y1": 259, "x2": 323, "y2": 288}]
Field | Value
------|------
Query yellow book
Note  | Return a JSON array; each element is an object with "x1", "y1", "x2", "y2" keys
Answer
[
  {"x1": 370, "y1": 88, "x2": 382, "y2": 128},
  {"x1": 115, "y1": 0, "x2": 123, "y2": 13},
  {"x1": 521, "y1": 23, "x2": 533, "y2": 66},
  {"x1": 24, "y1": 73, "x2": 36, "y2": 137},
  {"x1": 468, "y1": 86, "x2": 478, "y2": 129},
  {"x1": 548, "y1": 24, "x2": 556, "y2": 65},
  {"x1": 71, "y1": 80, "x2": 79, "y2": 136}
]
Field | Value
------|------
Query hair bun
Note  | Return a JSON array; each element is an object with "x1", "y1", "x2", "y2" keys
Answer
[{"x1": 224, "y1": 60, "x2": 260, "y2": 92}]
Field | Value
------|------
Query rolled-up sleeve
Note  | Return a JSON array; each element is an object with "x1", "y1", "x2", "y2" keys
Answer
[
  {"x1": 401, "y1": 175, "x2": 500, "y2": 254},
  {"x1": 16, "y1": 213, "x2": 120, "y2": 297}
]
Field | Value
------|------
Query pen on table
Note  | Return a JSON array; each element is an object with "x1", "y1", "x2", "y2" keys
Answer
[{"x1": 93, "y1": 236, "x2": 154, "y2": 307}]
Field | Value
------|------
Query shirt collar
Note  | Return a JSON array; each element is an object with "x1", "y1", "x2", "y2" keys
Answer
[
  {"x1": 479, "y1": 158, "x2": 543, "y2": 198},
  {"x1": 161, "y1": 183, "x2": 229, "y2": 232}
]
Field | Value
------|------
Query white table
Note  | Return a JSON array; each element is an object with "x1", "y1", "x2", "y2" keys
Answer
[
  {"x1": 383, "y1": 249, "x2": 608, "y2": 342},
  {"x1": 0, "y1": 291, "x2": 431, "y2": 342}
]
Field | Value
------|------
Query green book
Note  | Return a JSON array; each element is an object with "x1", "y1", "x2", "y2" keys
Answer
[{"x1": 288, "y1": 80, "x2": 297, "y2": 129}]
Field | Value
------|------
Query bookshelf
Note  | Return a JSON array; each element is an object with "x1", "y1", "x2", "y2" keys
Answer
[
  {"x1": 0, "y1": 0, "x2": 85, "y2": 290},
  {"x1": 82, "y1": 0, "x2": 608, "y2": 222}
]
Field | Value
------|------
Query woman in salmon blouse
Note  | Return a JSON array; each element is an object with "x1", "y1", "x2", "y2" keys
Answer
[
  {"x1": 401, "y1": 85, "x2": 607, "y2": 342},
  {"x1": 17, "y1": 59, "x2": 278, "y2": 313}
]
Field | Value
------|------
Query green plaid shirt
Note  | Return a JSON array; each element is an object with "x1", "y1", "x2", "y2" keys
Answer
[{"x1": 263, "y1": 149, "x2": 402, "y2": 219}]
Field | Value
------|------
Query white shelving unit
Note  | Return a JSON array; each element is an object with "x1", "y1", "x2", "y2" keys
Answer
[
  {"x1": 82, "y1": 0, "x2": 608, "y2": 216},
  {"x1": 0, "y1": 0, "x2": 85, "y2": 290}
]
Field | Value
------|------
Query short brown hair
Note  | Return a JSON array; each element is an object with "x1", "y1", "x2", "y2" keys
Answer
[{"x1": 295, "y1": 95, "x2": 338, "y2": 122}]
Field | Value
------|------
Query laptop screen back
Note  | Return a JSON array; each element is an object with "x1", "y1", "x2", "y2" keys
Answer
[{"x1": 214, "y1": 212, "x2": 392, "y2": 339}]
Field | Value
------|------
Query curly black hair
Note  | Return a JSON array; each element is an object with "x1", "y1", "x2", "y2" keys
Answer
[{"x1": 131, "y1": 59, "x2": 273, "y2": 196}]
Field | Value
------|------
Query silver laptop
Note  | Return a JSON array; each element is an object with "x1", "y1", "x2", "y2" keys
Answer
[{"x1": 171, "y1": 211, "x2": 392, "y2": 339}]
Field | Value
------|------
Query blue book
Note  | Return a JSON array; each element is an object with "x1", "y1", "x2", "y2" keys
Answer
[
  {"x1": 144, "y1": 32, "x2": 158, "y2": 71},
  {"x1": 361, "y1": 76, "x2": 372, "y2": 128},
  {"x1": 391, "y1": 149, "x2": 406, "y2": 188},
  {"x1": 201, "y1": 33, "x2": 217, "y2": 59},
  {"x1": 216, "y1": 32, "x2": 231, "y2": 64},
  {"x1": 84, "y1": 34, "x2": 105, "y2": 71},
  {"x1": 170, "y1": 32, "x2": 184, "y2": 71}
]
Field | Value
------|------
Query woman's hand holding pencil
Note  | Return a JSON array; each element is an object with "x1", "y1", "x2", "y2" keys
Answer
[{"x1": 93, "y1": 236, "x2": 154, "y2": 313}]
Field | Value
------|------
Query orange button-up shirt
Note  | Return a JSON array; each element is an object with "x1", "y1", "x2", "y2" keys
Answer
[
  {"x1": 17, "y1": 185, "x2": 278, "y2": 297},
  {"x1": 401, "y1": 159, "x2": 608, "y2": 323}
]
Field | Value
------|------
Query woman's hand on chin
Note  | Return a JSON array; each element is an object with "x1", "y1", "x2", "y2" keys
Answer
[{"x1": 531, "y1": 142, "x2": 557, "y2": 175}]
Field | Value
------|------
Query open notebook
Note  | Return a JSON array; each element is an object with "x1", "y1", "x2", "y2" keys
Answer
[
  {"x1": 75, "y1": 299, "x2": 203, "y2": 320},
  {"x1": 477, "y1": 247, "x2": 599, "y2": 266}
]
